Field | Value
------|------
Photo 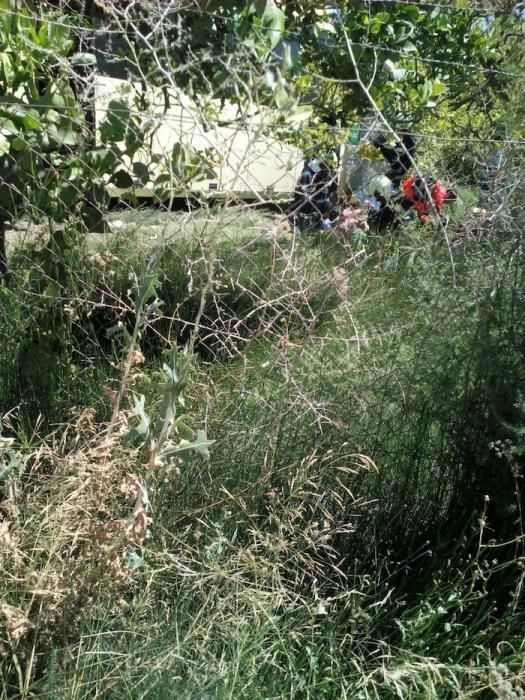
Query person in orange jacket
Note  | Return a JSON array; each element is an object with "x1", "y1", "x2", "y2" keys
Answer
[{"x1": 401, "y1": 175, "x2": 456, "y2": 223}]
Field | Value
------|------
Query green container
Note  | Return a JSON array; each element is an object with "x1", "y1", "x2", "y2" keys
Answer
[{"x1": 348, "y1": 123, "x2": 360, "y2": 145}]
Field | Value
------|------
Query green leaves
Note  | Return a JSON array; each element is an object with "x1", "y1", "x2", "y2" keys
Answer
[
  {"x1": 159, "y1": 430, "x2": 214, "y2": 462},
  {"x1": 88, "y1": 148, "x2": 119, "y2": 176},
  {"x1": 132, "y1": 162, "x2": 150, "y2": 186},
  {"x1": 167, "y1": 142, "x2": 216, "y2": 183},
  {"x1": 431, "y1": 81, "x2": 446, "y2": 97},
  {"x1": 134, "y1": 269, "x2": 161, "y2": 308},
  {"x1": 263, "y1": 66, "x2": 296, "y2": 113},
  {"x1": 0, "y1": 430, "x2": 24, "y2": 484},
  {"x1": 289, "y1": 0, "x2": 515, "y2": 126},
  {"x1": 22, "y1": 110, "x2": 41, "y2": 131},
  {"x1": 285, "y1": 104, "x2": 313, "y2": 124},
  {"x1": 100, "y1": 100, "x2": 144, "y2": 163},
  {"x1": 370, "y1": 11, "x2": 391, "y2": 35},
  {"x1": 253, "y1": 0, "x2": 285, "y2": 49},
  {"x1": 125, "y1": 347, "x2": 213, "y2": 468},
  {"x1": 127, "y1": 394, "x2": 151, "y2": 441},
  {"x1": 0, "y1": 450, "x2": 23, "y2": 482},
  {"x1": 0, "y1": 98, "x2": 40, "y2": 131},
  {"x1": 0, "y1": 135, "x2": 9, "y2": 157},
  {"x1": 111, "y1": 170, "x2": 134, "y2": 190},
  {"x1": 0, "y1": 52, "x2": 15, "y2": 87},
  {"x1": 0, "y1": 6, "x2": 133, "y2": 234},
  {"x1": 100, "y1": 100, "x2": 131, "y2": 144},
  {"x1": 45, "y1": 81, "x2": 76, "y2": 110},
  {"x1": 70, "y1": 52, "x2": 97, "y2": 66}
]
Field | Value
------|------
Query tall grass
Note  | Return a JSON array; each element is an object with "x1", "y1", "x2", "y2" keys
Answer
[
  {"x1": 2, "y1": 431, "x2": 524, "y2": 698},
  {"x1": 196, "y1": 228, "x2": 525, "y2": 558},
  {"x1": 1, "y1": 211, "x2": 524, "y2": 698}
]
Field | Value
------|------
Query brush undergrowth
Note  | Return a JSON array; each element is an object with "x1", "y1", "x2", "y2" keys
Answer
[
  {"x1": 1, "y1": 211, "x2": 524, "y2": 698},
  {"x1": 0, "y1": 207, "x2": 341, "y2": 423}
]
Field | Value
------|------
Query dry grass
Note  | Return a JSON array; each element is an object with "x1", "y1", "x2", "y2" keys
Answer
[
  {"x1": 0, "y1": 391, "x2": 379, "y2": 696},
  {"x1": 0, "y1": 407, "x2": 149, "y2": 684},
  {"x1": 2, "y1": 405, "x2": 524, "y2": 699}
]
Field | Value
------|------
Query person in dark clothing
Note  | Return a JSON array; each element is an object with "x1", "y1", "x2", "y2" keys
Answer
[
  {"x1": 291, "y1": 158, "x2": 339, "y2": 229},
  {"x1": 371, "y1": 131, "x2": 416, "y2": 186}
]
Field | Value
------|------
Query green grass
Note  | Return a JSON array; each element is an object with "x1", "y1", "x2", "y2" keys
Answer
[
  {"x1": 101, "y1": 204, "x2": 279, "y2": 248},
  {"x1": 1, "y1": 205, "x2": 525, "y2": 699},
  {"x1": 24, "y1": 503, "x2": 525, "y2": 699}
]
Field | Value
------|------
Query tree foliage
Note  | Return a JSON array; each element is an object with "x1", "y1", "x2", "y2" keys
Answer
[
  {"x1": 285, "y1": 2, "x2": 520, "y2": 124},
  {"x1": 95, "y1": 1, "x2": 522, "y2": 124},
  {"x1": 0, "y1": 3, "x2": 106, "y2": 228},
  {"x1": 0, "y1": 0, "x2": 522, "y2": 243}
]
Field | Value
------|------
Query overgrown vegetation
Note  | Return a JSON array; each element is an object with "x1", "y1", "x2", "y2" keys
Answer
[{"x1": 1, "y1": 1, "x2": 525, "y2": 698}]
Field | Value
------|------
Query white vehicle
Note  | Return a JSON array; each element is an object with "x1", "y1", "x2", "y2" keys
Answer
[{"x1": 94, "y1": 75, "x2": 304, "y2": 201}]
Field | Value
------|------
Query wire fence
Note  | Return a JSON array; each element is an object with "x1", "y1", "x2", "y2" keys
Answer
[
  {"x1": 1, "y1": 7, "x2": 525, "y2": 694},
  {"x1": 0, "y1": 0, "x2": 524, "y2": 533}
]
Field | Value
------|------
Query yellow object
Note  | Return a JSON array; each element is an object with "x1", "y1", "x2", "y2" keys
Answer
[
  {"x1": 472, "y1": 207, "x2": 488, "y2": 217},
  {"x1": 356, "y1": 141, "x2": 383, "y2": 160}
]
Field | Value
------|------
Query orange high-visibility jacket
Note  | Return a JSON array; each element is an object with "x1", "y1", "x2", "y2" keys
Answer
[{"x1": 402, "y1": 176, "x2": 448, "y2": 219}]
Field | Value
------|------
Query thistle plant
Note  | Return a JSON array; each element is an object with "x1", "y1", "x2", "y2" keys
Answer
[{"x1": 104, "y1": 260, "x2": 213, "y2": 562}]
